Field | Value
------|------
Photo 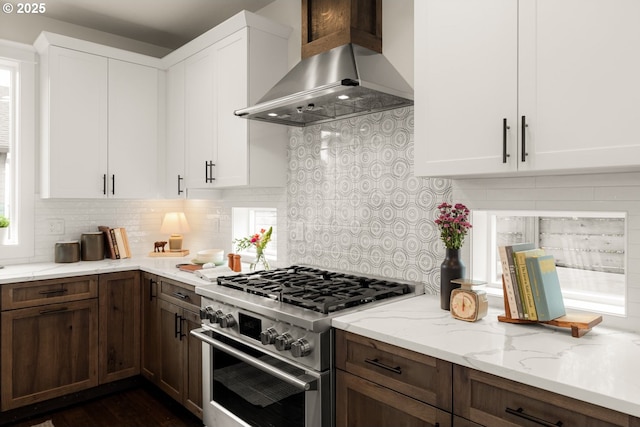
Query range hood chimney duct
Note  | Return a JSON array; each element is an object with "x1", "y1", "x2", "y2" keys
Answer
[{"x1": 234, "y1": 0, "x2": 413, "y2": 127}]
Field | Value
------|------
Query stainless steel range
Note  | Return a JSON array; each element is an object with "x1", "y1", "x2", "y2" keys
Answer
[{"x1": 191, "y1": 265, "x2": 421, "y2": 427}]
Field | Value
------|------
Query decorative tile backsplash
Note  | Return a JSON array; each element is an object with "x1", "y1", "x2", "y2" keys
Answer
[{"x1": 287, "y1": 107, "x2": 450, "y2": 293}]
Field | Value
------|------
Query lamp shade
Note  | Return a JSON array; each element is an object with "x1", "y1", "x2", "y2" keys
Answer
[{"x1": 160, "y1": 212, "x2": 191, "y2": 234}]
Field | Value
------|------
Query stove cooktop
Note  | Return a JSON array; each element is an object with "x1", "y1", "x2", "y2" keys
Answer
[{"x1": 216, "y1": 265, "x2": 412, "y2": 314}]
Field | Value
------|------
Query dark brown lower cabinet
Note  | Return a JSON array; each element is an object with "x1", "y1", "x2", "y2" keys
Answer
[
  {"x1": 453, "y1": 364, "x2": 636, "y2": 427},
  {"x1": 141, "y1": 272, "x2": 160, "y2": 382},
  {"x1": 452, "y1": 415, "x2": 483, "y2": 427},
  {"x1": 155, "y1": 278, "x2": 202, "y2": 419},
  {"x1": 335, "y1": 330, "x2": 452, "y2": 427},
  {"x1": 1, "y1": 298, "x2": 99, "y2": 411},
  {"x1": 336, "y1": 370, "x2": 451, "y2": 427},
  {"x1": 98, "y1": 271, "x2": 141, "y2": 383}
]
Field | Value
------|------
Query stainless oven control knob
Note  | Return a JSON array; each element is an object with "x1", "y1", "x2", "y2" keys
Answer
[
  {"x1": 290, "y1": 338, "x2": 312, "y2": 358},
  {"x1": 219, "y1": 313, "x2": 236, "y2": 328},
  {"x1": 259, "y1": 327, "x2": 278, "y2": 345},
  {"x1": 274, "y1": 333, "x2": 294, "y2": 351},
  {"x1": 212, "y1": 310, "x2": 224, "y2": 323},
  {"x1": 200, "y1": 307, "x2": 216, "y2": 322}
]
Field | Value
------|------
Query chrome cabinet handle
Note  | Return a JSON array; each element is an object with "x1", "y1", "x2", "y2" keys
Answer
[
  {"x1": 365, "y1": 358, "x2": 402, "y2": 374},
  {"x1": 506, "y1": 407, "x2": 563, "y2": 427},
  {"x1": 191, "y1": 328, "x2": 318, "y2": 391}
]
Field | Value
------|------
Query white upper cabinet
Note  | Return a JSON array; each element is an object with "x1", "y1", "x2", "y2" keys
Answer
[
  {"x1": 36, "y1": 34, "x2": 161, "y2": 198},
  {"x1": 414, "y1": 0, "x2": 640, "y2": 178},
  {"x1": 165, "y1": 12, "x2": 290, "y2": 193},
  {"x1": 108, "y1": 59, "x2": 159, "y2": 198},
  {"x1": 165, "y1": 62, "x2": 186, "y2": 198},
  {"x1": 40, "y1": 46, "x2": 108, "y2": 198},
  {"x1": 184, "y1": 43, "x2": 216, "y2": 189}
]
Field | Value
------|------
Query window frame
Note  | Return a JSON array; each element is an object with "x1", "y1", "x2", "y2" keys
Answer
[
  {"x1": 471, "y1": 209, "x2": 627, "y2": 317},
  {"x1": 0, "y1": 41, "x2": 35, "y2": 261},
  {"x1": 231, "y1": 207, "x2": 278, "y2": 262}
]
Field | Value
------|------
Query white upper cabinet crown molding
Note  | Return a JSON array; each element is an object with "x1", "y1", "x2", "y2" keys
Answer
[
  {"x1": 34, "y1": 31, "x2": 162, "y2": 68},
  {"x1": 160, "y1": 10, "x2": 291, "y2": 69}
]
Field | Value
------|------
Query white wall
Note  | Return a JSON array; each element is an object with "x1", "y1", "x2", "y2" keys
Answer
[{"x1": 0, "y1": 13, "x2": 170, "y2": 57}]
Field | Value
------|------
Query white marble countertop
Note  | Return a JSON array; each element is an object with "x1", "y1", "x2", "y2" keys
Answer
[
  {"x1": 0, "y1": 257, "x2": 235, "y2": 288},
  {"x1": 332, "y1": 294, "x2": 640, "y2": 418}
]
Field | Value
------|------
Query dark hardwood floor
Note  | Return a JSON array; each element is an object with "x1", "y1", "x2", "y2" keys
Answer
[{"x1": 6, "y1": 386, "x2": 203, "y2": 427}]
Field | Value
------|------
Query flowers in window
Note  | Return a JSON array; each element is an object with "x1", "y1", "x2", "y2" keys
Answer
[
  {"x1": 434, "y1": 202, "x2": 472, "y2": 249},
  {"x1": 233, "y1": 226, "x2": 273, "y2": 254}
]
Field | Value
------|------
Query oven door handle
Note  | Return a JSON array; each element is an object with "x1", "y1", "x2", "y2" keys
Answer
[{"x1": 191, "y1": 328, "x2": 318, "y2": 391}]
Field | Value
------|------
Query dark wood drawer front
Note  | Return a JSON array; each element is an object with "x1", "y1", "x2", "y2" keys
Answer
[
  {"x1": 336, "y1": 330, "x2": 452, "y2": 412},
  {"x1": 1, "y1": 275, "x2": 98, "y2": 310},
  {"x1": 453, "y1": 365, "x2": 634, "y2": 427},
  {"x1": 337, "y1": 370, "x2": 452, "y2": 427},
  {"x1": 160, "y1": 278, "x2": 200, "y2": 309}
]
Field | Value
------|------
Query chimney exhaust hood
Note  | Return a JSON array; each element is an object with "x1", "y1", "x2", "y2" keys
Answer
[
  {"x1": 234, "y1": 0, "x2": 413, "y2": 127},
  {"x1": 234, "y1": 43, "x2": 413, "y2": 127}
]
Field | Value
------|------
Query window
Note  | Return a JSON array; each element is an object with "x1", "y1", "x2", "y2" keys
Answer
[
  {"x1": 471, "y1": 210, "x2": 626, "y2": 316},
  {"x1": 232, "y1": 207, "x2": 278, "y2": 261},
  {"x1": 0, "y1": 42, "x2": 35, "y2": 260}
]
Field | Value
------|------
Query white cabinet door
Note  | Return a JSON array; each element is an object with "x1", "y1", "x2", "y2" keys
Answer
[
  {"x1": 415, "y1": 0, "x2": 640, "y2": 178},
  {"x1": 184, "y1": 45, "x2": 216, "y2": 189},
  {"x1": 213, "y1": 30, "x2": 249, "y2": 187},
  {"x1": 518, "y1": 0, "x2": 640, "y2": 173},
  {"x1": 165, "y1": 62, "x2": 186, "y2": 198},
  {"x1": 45, "y1": 47, "x2": 108, "y2": 198},
  {"x1": 414, "y1": 0, "x2": 518, "y2": 177},
  {"x1": 108, "y1": 59, "x2": 159, "y2": 198}
]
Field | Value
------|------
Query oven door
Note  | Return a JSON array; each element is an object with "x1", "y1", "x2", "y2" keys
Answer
[{"x1": 191, "y1": 327, "x2": 332, "y2": 427}]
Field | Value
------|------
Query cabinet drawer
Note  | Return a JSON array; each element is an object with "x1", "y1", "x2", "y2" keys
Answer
[
  {"x1": 336, "y1": 369, "x2": 451, "y2": 427},
  {"x1": 1, "y1": 275, "x2": 98, "y2": 310},
  {"x1": 159, "y1": 277, "x2": 200, "y2": 309},
  {"x1": 453, "y1": 365, "x2": 634, "y2": 427},
  {"x1": 336, "y1": 330, "x2": 452, "y2": 412}
]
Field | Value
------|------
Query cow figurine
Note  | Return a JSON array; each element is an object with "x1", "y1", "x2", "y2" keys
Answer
[{"x1": 154, "y1": 241, "x2": 167, "y2": 253}]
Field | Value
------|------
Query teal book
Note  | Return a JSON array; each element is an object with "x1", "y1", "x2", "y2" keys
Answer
[{"x1": 525, "y1": 255, "x2": 566, "y2": 321}]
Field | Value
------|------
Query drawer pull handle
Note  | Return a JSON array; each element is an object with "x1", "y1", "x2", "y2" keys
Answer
[
  {"x1": 39, "y1": 307, "x2": 68, "y2": 315},
  {"x1": 172, "y1": 292, "x2": 190, "y2": 300},
  {"x1": 39, "y1": 289, "x2": 69, "y2": 295},
  {"x1": 364, "y1": 358, "x2": 402, "y2": 374},
  {"x1": 506, "y1": 407, "x2": 563, "y2": 427}
]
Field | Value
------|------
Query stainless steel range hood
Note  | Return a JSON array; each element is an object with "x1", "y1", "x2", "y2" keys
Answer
[{"x1": 234, "y1": 43, "x2": 413, "y2": 127}]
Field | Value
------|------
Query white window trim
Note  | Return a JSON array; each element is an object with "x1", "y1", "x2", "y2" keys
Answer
[
  {"x1": 471, "y1": 209, "x2": 627, "y2": 318},
  {"x1": 232, "y1": 207, "x2": 277, "y2": 262},
  {"x1": 0, "y1": 40, "x2": 35, "y2": 260}
]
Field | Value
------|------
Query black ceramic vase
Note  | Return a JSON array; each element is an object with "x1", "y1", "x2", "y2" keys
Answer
[{"x1": 440, "y1": 248, "x2": 465, "y2": 310}]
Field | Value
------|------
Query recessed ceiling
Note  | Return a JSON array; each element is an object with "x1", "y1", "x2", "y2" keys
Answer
[{"x1": 43, "y1": 0, "x2": 277, "y2": 49}]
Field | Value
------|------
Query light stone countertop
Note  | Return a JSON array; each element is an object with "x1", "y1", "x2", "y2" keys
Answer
[
  {"x1": 2, "y1": 260, "x2": 638, "y2": 418},
  {"x1": 0, "y1": 257, "x2": 234, "y2": 288},
  {"x1": 332, "y1": 293, "x2": 640, "y2": 418}
]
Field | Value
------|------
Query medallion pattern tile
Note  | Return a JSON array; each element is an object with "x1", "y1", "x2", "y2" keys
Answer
[{"x1": 287, "y1": 107, "x2": 451, "y2": 293}]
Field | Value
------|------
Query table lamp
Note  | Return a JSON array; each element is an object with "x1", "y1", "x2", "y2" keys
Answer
[{"x1": 160, "y1": 212, "x2": 190, "y2": 252}]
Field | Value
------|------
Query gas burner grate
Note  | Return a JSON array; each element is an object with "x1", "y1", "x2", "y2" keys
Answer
[{"x1": 216, "y1": 266, "x2": 410, "y2": 314}]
